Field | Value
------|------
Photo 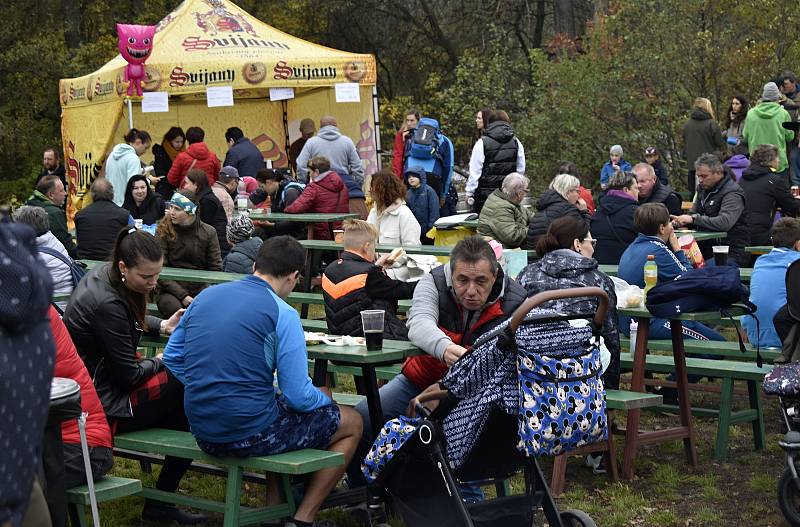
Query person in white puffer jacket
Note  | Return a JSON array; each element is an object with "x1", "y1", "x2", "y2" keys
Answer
[{"x1": 13, "y1": 205, "x2": 74, "y2": 303}]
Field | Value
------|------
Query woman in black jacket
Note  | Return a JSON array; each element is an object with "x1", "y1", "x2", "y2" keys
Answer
[
  {"x1": 740, "y1": 144, "x2": 800, "y2": 246},
  {"x1": 526, "y1": 173, "x2": 590, "y2": 249},
  {"x1": 590, "y1": 171, "x2": 640, "y2": 264},
  {"x1": 183, "y1": 168, "x2": 230, "y2": 256},
  {"x1": 63, "y1": 228, "x2": 206, "y2": 525},
  {"x1": 122, "y1": 174, "x2": 165, "y2": 225},
  {"x1": 152, "y1": 126, "x2": 185, "y2": 199}
]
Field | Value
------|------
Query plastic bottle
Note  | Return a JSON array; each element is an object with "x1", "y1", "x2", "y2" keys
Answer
[
  {"x1": 643, "y1": 254, "x2": 657, "y2": 296},
  {"x1": 629, "y1": 320, "x2": 638, "y2": 349}
]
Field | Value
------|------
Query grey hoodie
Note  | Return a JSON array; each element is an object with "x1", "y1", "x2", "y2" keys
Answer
[{"x1": 296, "y1": 125, "x2": 364, "y2": 184}]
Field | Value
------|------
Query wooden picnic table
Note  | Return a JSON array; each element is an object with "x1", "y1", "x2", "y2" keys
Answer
[
  {"x1": 673, "y1": 230, "x2": 726, "y2": 242},
  {"x1": 597, "y1": 264, "x2": 752, "y2": 282},
  {"x1": 298, "y1": 239, "x2": 537, "y2": 259},
  {"x1": 80, "y1": 260, "x2": 246, "y2": 283},
  {"x1": 616, "y1": 304, "x2": 751, "y2": 479},
  {"x1": 746, "y1": 245, "x2": 772, "y2": 255}
]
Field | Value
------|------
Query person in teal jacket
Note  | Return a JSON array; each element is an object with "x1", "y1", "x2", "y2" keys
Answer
[
  {"x1": 742, "y1": 82, "x2": 795, "y2": 178},
  {"x1": 742, "y1": 218, "x2": 800, "y2": 347},
  {"x1": 105, "y1": 129, "x2": 151, "y2": 205}
]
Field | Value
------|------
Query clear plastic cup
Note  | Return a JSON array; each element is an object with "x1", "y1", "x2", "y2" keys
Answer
[
  {"x1": 712, "y1": 245, "x2": 729, "y2": 266},
  {"x1": 360, "y1": 310, "x2": 385, "y2": 351}
]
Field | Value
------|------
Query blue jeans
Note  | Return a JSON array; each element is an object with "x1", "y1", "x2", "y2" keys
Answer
[{"x1": 349, "y1": 374, "x2": 484, "y2": 502}]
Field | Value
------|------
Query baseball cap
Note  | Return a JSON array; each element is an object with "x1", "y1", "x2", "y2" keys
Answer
[{"x1": 219, "y1": 166, "x2": 240, "y2": 180}]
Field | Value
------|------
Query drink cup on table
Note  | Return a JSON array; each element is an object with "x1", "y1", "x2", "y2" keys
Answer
[
  {"x1": 237, "y1": 198, "x2": 248, "y2": 211},
  {"x1": 712, "y1": 245, "x2": 729, "y2": 266},
  {"x1": 361, "y1": 309, "x2": 385, "y2": 351},
  {"x1": 333, "y1": 229, "x2": 344, "y2": 244}
]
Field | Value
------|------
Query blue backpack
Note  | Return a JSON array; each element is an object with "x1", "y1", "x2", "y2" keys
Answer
[
  {"x1": 404, "y1": 118, "x2": 454, "y2": 200},
  {"x1": 37, "y1": 246, "x2": 86, "y2": 287},
  {"x1": 280, "y1": 181, "x2": 305, "y2": 208}
]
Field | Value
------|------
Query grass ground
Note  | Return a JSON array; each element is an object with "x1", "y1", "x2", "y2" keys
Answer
[{"x1": 86, "y1": 308, "x2": 790, "y2": 526}]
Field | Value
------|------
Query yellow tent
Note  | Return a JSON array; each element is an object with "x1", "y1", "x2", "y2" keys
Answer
[{"x1": 59, "y1": 0, "x2": 379, "y2": 219}]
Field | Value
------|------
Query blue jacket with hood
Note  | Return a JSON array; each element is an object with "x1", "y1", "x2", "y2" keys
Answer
[{"x1": 404, "y1": 167, "x2": 440, "y2": 234}]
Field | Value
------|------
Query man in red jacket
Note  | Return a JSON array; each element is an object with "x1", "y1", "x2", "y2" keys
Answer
[
  {"x1": 284, "y1": 156, "x2": 349, "y2": 240},
  {"x1": 166, "y1": 126, "x2": 221, "y2": 188},
  {"x1": 391, "y1": 108, "x2": 420, "y2": 178},
  {"x1": 48, "y1": 306, "x2": 114, "y2": 488}
]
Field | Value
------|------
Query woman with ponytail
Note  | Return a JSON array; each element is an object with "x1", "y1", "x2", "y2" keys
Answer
[
  {"x1": 63, "y1": 227, "x2": 206, "y2": 524},
  {"x1": 517, "y1": 216, "x2": 620, "y2": 390}
]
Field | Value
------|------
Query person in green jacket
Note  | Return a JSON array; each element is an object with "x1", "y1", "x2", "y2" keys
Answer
[
  {"x1": 476, "y1": 172, "x2": 531, "y2": 248},
  {"x1": 742, "y1": 82, "x2": 795, "y2": 179},
  {"x1": 25, "y1": 174, "x2": 77, "y2": 258}
]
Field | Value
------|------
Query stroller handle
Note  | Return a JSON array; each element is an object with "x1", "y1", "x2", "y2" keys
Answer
[{"x1": 508, "y1": 286, "x2": 609, "y2": 333}]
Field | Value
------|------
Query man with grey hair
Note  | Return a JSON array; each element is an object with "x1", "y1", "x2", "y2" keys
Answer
[
  {"x1": 476, "y1": 172, "x2": 531, "y2": 248},
  {"x1": 295, "y1": 115, "x2": 367, "y2": 218},
  {"x1": 633, "y1": 162, "x2": 682, "y2": 215},
  {"x1": 74, "y1": 177, "x2": 133, "y2": 260},
  {"x1": 12, "y1": 205, "x2": 75, "y2": 300},
  {"x1": 25, "y1": 174, "x2": 76, "y2": 258},
  {"x1": 672, "y1": 153, "x2": 750, "y2": 265}
]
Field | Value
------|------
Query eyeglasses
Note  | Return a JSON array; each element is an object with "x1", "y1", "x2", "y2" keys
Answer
[{"x1": 582, "y1": 238, "x2": 597, "y2": 248}]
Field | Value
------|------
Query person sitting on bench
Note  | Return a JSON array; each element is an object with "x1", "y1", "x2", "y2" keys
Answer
[{"x1": 163, "y1": 236, "x2": 363, "y2": 527}]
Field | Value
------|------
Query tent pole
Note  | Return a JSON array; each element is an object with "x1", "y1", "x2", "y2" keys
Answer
[
  {"x1": 372, "y1": 86, "x2": 382, "y2": 169},
  {"x1": 127, "y1": 98, "x2": 134, "y2": 130}
]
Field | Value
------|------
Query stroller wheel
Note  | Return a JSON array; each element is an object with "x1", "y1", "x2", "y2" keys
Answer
[
  {"x1": 559, "y1": 509, "x2": 597, "y2": 527},
  {"x1": 779, "y1": 467, "x2": 800, "y2": 526}
]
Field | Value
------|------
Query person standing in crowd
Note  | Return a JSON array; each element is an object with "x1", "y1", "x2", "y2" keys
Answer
[
  {"x1": 0, "y1": 222, "x2": 55, "y2": 527},
  {"x1": 404, "y1": 166, "x2": 439, "y2": 244},
  {"x1": 556, "y1": 160, "x2": 595, "y2": 214},
  {"x1": 152, "y1": 127, "x2": 186, "y2": 200},
  {"x1": 289, "y1": 118, "x2": 316, "y2": 174},
  {"x1": 672, "y1": 153, "x2": 750, "y2": 266},
  {"x1": 474, "y1": 107, "x2": 492, "y2": 139},
  {"x1": 739, "y1": 144, "x2": 800, "y2": 246},
  {"x1": 123, "y1": 174, "x2": 165, "y2": 226},
  {"x1": 223, "y1": 127, "x2": 264, "y2": 178},
  {"x1": 37, "y1": 147, "x2": 67, "y2": 192},
  {"x1": 166, "y1": 126, "x2": 221, "y2": 189},
  {"x1": 75, "y1": 178, "x2": 133, "y2": 260},
  {"x1": 212, "y1": 166, "x2": 239, "y2": 222},
  {"x1": 392, "y1": 108, "x2": 420, "y2": 178},
  {"x1": 296, "y1": 116, "x2": 366, "y2": 219},
  {"x1": 590, "y1": 171, "x2": 640, "y2": 264},
  {"x1": 476, "y1": 172, "x2": 531, "y2": 249},
  {"x1": 599, "y1": 145, "x2": 632, "y2": 191},
  {"x1": 163, "y1": 236, "x2": 362, "y2": 527},
  {"x1": 723, "y1": 95, "x2": 749, "y2": 144},
  {"x1": 781, "y1": 72, "x2": 800, "y2": 185},
  {"x1": 183, "y1": 169, "x2": 230, "y2": 256},
  {"x1": 467, "y1": 110, "x2": 526, "y2": 214},
  {"x1": 643, "y1": 146, "x2": 670, "y2": 185},
  {"x1": 156, "y1": 191, "x2": 222, "y2": 317},
  {"x1": 223, "y1": 214, "x2": 263, "y2": 274},
  {"x1": 683, "y1": 97, "x2": 725, "y2": 191},
  {"x1": 26, "y1": 174, "x2": 77, "y2": 258},
  {"x1": 285, "y1": 156, "x2": 349, "y2": 240},
  {"x1": 105, "y1": 128, "x2": 153, "y2": 206},
  {"x1": 723, "y1": 142, "x2": 751, "y2": 182},
  {"x1": 743, "y1": 218, "x2": 800, "y2": 348},
  {"x1": 63, "y1": 228, "x2": 205, "y2": 524},
  {"x1": 322, "y1": 219, "x2": 416, "y2": 340},
  {"x1": 366, "y1": 169, "x2": 421, "y2": 248},
  {"x1": 742, "y1": 82, "x2": 795, "y2": 181},
  {"x1": 634, "y1": 162, "x2": 682, "y2": 215},
  {"x1": 12, "y1": 206, "x2": 75, "y2": 302},
  {"x1": 518, "y1": 216, "x2": 620, "y2": 390},
  {"x1": 527, "y1": 173, "x2": 590, "y2": 250},
  {"x1": 251, "y1": 168, "x2": 305, "y2": 239}
]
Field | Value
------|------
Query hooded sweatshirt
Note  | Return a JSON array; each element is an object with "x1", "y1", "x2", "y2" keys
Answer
[
  {"x1": 742, "y1": 102, "x2": 795, "y2": 172},
  {"x1": 295, "y1": 125, "x2": 364, "y2": 185},
  {"x1": 740, "y1": 163, "x2": 800, "y2": 245},
  {"x1": 683, "y1": 108, "x2": 725, "y2": 171},
  {"x1": 404, "y1": 169, "x2": 440, "y2": 234},
  {"x1": 166, "y1": 142, "x2": 222, "y2": 188},
  {"x1": 105, "y1": 143, "x2": 142, "y2": 205},
  {"x1": 590, "y1": 190, "x2": 639, "y2": 264},
  {"x1": 526, "y1": 189, "x2": 591, "y2": 250},
  {"x1": 284, "y1": 170, "x2": 349, "y2": 239},
  {"x1": 724, "y1": 154, "x2": 750, "y2": 182}
]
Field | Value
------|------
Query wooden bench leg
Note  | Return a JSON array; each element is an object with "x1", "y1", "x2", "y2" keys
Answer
[
  {"x1": 748, "y1": 380, "x2": 766, "y2": 451},
  {"x1": 604, "y1": 418, "x2": 619, "y2": 483},
  {"x1": 622, "y1": 408, "x2": 640, "y2": 480},
  {"x1": 714, "y1": 377, "x2": 734, "y2": 461},
  {"x1": 550, "y1": 454, "x2": 568, "y2": 496},
  {"x1": 223, "y1": 465, "x2": 243, "y2": 527}
]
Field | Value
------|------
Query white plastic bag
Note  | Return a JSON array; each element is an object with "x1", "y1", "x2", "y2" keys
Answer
[{"x1": 610, "y1": 276, "x2": 644, "y2": 308}]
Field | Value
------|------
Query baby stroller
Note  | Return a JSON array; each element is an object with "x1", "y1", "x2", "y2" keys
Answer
[{"x1": 363, "y1": 287, "x2": 608, "y2": 527}]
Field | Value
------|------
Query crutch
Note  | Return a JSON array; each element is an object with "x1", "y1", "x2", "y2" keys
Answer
[{"x1": 77, "y1": 412, "x2": 100, "y2": 526}]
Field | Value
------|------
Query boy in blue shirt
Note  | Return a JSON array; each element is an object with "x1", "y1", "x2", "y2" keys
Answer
[
  {"x1": 600, "y1": 144, "x2": 632, "y2": 190},
  {"x1": 164, "y1": 236, "x2": 362, "y2": 527}
]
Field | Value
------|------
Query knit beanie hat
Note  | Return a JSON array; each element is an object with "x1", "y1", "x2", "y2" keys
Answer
[
  {"x1": 610, "y1": 145, "x2": 624, "y2": 156},
  {"x1": 226, "y1": 213, "x2": 254, "y2": 244},
  {"x1": 168, "y1": 192, "x2": 197, "y2": 215},
  {"x1": 762, "y1": 82, "x2": 781, "y2": 102}
]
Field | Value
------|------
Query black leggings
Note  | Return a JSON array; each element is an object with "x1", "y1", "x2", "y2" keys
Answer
[{"x1": 115, "y1": 372, "x2": 192, "y2": 493}]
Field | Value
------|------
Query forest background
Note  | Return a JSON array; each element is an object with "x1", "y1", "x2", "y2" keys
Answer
[{"x1": 1, "y1": 0, "x2": 799, "y2": 202}]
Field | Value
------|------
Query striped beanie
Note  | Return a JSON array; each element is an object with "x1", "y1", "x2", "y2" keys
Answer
[
  {"x1": 168, "y1": 192, "x2": 197, "y2": 215},
  {"x1": 227, "y1": 213, "x2": 254, "y2": 244}
]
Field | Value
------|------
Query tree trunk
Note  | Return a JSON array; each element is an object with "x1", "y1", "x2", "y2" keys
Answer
[
  {"x1": 554, "y1": 0, "x2": 576, "y2": 37},
  {"x1": 533, "y1": 0, "x2": 546, "y2": 48},
  {"x1": 61, "y1": 0, "x2": 83, "y2": 50}
]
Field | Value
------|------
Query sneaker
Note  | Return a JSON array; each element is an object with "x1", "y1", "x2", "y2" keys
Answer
[
  {"x1": 141, "y1": 500, "x2": 208, "y2": 525},
  {"x1": 584, "y1": 453, "x2": 606, "y2": 475}
]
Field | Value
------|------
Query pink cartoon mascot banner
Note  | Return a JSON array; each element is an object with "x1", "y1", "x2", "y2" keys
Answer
[{"x1": 117, "y1": 23, "x2": 155, "y2": 96}]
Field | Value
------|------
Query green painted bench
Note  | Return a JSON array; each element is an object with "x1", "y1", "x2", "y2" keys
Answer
[
  {"x1": 332, "y1": 392, "x2": 366, "y2": 406},
  {"x1": 288, "y1": 292, "x2": 411, "y2": 313},
  {"x1": 67, "y1": 476, "x2": 142, "y2": 527},
  {"x1": 115, "y1": 429, "x2": 344, "y2": 527},
  {"x1": 620, "y1": 337, "x2": 780, "y2": 363},
  {"x1": 619, "y1": 352, "x2": 772, "y2": 460}
]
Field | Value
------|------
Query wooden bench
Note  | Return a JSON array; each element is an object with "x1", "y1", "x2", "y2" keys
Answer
[
  {"x1": 619, "y1": 353, "x2": 772, "y2": 460},
  {"x1": 115, "y1": 429, "x2": 343, "y2": 526},
  {"x1": 620, "y1": 337, "x2": 780, "y2": 364},
  {"x1": 67, "y1": 476, "x2": 142, "y2": 527},
  {"x1": 550, "y1": 389, "x2": 663, "y2": 495},
  {"x1": 287, "y1": 292, "x2": 411, "y2": 313}
]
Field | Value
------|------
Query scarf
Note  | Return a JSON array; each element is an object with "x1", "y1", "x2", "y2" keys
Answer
[{"x1": 162, "y1": 140, "x2": 183, "y2": 161}]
